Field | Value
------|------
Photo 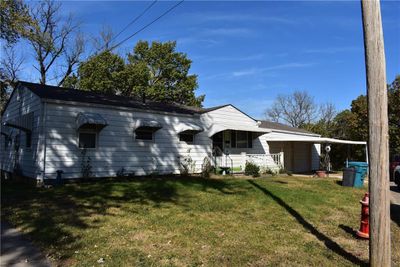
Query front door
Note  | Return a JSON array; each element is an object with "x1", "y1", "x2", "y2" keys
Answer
[{"x1": 212, "y1": 132, "x2": 223, "y2": 155}]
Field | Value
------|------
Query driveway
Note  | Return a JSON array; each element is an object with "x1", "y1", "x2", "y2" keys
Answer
[{"x1": 1, "y1": 221, "x2": 51, "y2": 267}]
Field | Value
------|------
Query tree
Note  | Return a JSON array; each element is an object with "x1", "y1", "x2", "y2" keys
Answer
[
  {"x1": 71, "y1": 51, "x2": 125, "y2": 94},
  {"x1": 265, "y1": 91, "x2": 317, "y2": 127},
  {"x1": 0, "y1": 46, "x2": 24, "y2": 112},
  {"x1": 0, "y1": 0, "x2": 32, "y2": 45},
  {"x1": 27, "y1": 0, "x2": 84, "y2": 85},
  {"x1": 91, "y1": 25, "x2": 115, "y2": 53},
  {"x1": 388, "y1": 75, "x2": 400, "y2": 156},
  {"x1": 64, "y1": 41, "x2": 205, "y2": 107},
  {"x1": 304, "y1": 102, "x2": 337, "y2": 137},
  {"x1": 126, "y1": 41, "x2": 204, "y2": 106}
]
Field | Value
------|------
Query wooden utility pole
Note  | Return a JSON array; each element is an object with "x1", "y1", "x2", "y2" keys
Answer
[{"x1": 361, "y1": 0, "x2": 391, "y2": 266}]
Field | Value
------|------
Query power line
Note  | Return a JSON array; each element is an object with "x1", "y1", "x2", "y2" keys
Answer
[
  {"x1": 108, "y1": 0, "x2": 184, "y2": 52},
  {"x1": 47, "y1": 0, "x2": 184, "y2": 84},
  {"x1": 111, "y1": 0, "x2": 158, "y2": 44}
]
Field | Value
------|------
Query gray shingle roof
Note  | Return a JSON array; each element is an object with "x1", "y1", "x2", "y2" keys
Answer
[
  {"x1": 19, "y1": 81, "x2": 205, "y2": 115},
  {"x1": 258, "y1": 120, "x2": 319, "y2": 136}
]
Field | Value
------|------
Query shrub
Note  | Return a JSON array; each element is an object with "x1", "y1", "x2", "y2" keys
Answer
[
  {"x1": 245, "y1": 161, "x2": 260, "y2": 177},
  {"x1": 267, "y1": 168, "x2": 278, "y2": 176},
  {"x1": 116, "y1": 167, "x2": 126, "y2": 178},
  {"x1": 179, "y1": 149, "x2": 196, "y2": 176},
  {"x1": 201, "y1": 157, "x2": 214, "y2": 178},
  {"x1": 80, "y1": 149, "x2": 93, "y2": 178}
]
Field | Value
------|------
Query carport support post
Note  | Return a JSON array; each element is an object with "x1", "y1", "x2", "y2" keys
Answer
[{"x1": 361, "y1": 0, "x2": 391, "y2": 266}]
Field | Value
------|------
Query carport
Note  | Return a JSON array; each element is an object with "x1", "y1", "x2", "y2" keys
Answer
[{"x1": 265, "y1": 133, "x2": 367, "y2": 173}]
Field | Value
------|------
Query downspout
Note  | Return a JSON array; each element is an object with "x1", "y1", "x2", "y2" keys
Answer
[{"x1": 41, "y1": 102, "x2": 47, "y2": 183}]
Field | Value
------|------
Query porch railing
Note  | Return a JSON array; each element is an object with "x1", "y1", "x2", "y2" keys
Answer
[
  {"x1": 212, "y1": 151, "x2": 284, "y2": 173},
  {"x1": 212, "y1": 147, "x2": 233, "y2": 171},
  {"x1": 246, "y1": 153, "x2": 284, "y2": 171}
]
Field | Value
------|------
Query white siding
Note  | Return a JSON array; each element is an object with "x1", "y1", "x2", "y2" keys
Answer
[
  {"x1": 1, "y1": 95, "x2": 324, "y2": 179},
  {"x1": 43, "y1": 103, "x2": 212, "y2": 179},
  {"x1": 201, "y1": 105, "x2": 270, "y2": 155},
  {"x1": 311, "y1": 144, "x2": 321, "y2": 170},
  {"x1": 1, "y1": 87, "x2": 42, "y2": 178}
]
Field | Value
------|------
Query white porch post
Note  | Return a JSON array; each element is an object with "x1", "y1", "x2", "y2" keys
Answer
[
  {"x1": 280, "y1": 151, "x2": 285, "y2": 169},
  {"x1": 241, "y1": 152, "x2": 246, "y2": 170}
]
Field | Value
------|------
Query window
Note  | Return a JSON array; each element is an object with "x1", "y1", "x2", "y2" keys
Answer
[
  {"x1": 26, "y1": 132, "x2": 31, "y2": 148},
  {"x1": 236, "y1": 131, "x2": 248, "y2": 148},
  {"x1": 135, "y1": 129, "x2": 154, "y2": 141},
  {"x1": 247, "y1": 132, "x2": 253, "y2": 148},
  {"x1": 79, "y1": 132, "x2": 97, "y2": 148},
  {"x1": 180, "y1": 132, "x2": 194, "y2": 144}
]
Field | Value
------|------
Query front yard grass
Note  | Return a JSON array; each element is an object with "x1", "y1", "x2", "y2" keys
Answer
[{"x1": 2, "y1": 176, "x2": 399, "y2": 266}]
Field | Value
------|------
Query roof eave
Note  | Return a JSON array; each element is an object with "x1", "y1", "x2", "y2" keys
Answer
[{"x1": 42, "y1": 98, "x2": 200, "y2": 117}]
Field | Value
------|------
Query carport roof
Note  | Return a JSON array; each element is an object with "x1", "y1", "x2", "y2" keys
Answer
[{"x1": 264, "y1": 135, "x2": 366, "y2": 145}]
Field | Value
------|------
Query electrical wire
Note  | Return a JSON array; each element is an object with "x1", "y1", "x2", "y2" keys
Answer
[{"x1": 108, "y1": 0, "x2": 184, "y2": 52}]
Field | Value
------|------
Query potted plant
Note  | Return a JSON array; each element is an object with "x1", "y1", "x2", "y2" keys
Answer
[
  {"x1": 316, "y1": 169, "x2": 327, "y2": 178},
  {"x1": 316, "y1": 156, "x2": 328, "y2": 178}
]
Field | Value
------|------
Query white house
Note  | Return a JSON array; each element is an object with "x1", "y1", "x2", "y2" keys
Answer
[{"x1": 0, "y1": 82, "x2": 366, "y2": 183}]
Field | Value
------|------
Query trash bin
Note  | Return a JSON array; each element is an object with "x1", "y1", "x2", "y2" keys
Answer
[
  {"x1": 348, "y1": 162, "x2": 368, "y2": 188},
  {"x1": 342, "y1": 168, "x2": 356, "y2": 187}
]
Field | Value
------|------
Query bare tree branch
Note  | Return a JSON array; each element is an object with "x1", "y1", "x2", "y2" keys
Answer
[
  {"x1": 265, "y1": 91, "x2": 317, "y2": 127},
  {"x1": 1, "y1": 45, "x2": 24, "y2": 111},
  {"x1": 27, "y1": 0, "x2": 84, "y2": 85},
  {"x1": 1, "y1": 46, "x2": 24, "y2": 85},
  {"x1": 92, "y1": 25, "x2": 115, "y2": 53}
]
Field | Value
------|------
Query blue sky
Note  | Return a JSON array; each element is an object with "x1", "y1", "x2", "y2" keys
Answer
[{"x1": 18, "y1": 1, "x2": 400, "y2": 119}]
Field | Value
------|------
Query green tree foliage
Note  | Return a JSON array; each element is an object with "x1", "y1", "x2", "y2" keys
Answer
[
  {"x1": 126, "y1": 41, "x2": 204, "y2": 106},
  {"x1": 329, "y1": 106, "x2": 366, "y2": 168},
  {"x1": 74, "y1": 51, "x2": 125, "y2": 94},
  {"x1": 64, "y1": 41, "x2": 204, "y2": 107},
  {"x1": 317, "y1": 75, "x2": 400, "y2": 168},
  {"x1": 388, "y1": 75, "x2": 400, "y2": 156},
  {"x1": 0, "y1": 0, "x2": 32, "y2": 44}
]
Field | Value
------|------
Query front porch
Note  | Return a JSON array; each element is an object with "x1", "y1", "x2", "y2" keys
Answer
[{"x1": 210, "y1": 130, "x2": 284, "y2": 173}]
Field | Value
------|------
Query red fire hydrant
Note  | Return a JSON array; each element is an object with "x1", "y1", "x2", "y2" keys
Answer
[{"x1": 356, "y1": 192, "x2": 369, "y2": 239}]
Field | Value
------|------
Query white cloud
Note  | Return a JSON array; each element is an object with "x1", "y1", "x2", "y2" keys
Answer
[
  {"x1": 202, "y1": 27, "x2": 253, "y2": 37},
  {"x1": 182, "y1": 12, "x2": 296, "y2": 25},
  {"x1": 232, "y1": 62, "x2": 315, "y2": 77},
  {"x1": 202, "y1": 62, "x2": 314, "y2": 80},
  {"x1": 232, "y1": 69, "x2": 259, "y2": 77},
  {"x1": 204, "y1": 53, "x2": 265, "y2": 62},
  {"x1": 304, "y1": 46, "x2": 360, "y2": 54}
]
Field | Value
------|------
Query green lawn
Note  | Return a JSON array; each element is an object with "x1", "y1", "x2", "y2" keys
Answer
[{"x1": 2, "y1": 176, "x2": 399, "y2": 266}]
